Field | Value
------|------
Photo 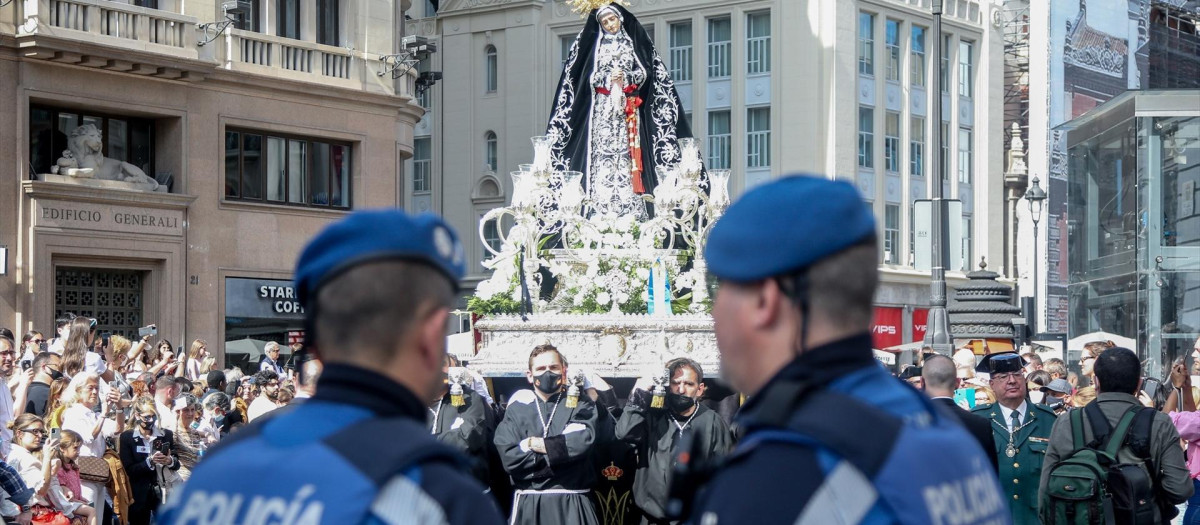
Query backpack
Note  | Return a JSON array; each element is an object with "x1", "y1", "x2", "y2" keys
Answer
[{"x1": 1040, "y1": 403, "x2": 1160, "y2": 525}]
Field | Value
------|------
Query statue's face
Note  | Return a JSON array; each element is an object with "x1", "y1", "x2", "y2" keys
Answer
[{"x1": 600, "y1": 13, "x2": 621, "y2": 35}]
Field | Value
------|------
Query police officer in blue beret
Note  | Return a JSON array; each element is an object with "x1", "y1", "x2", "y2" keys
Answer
[
  {"x1": 159, "y1": 210, "x2": 505, "y2": 525},
  {"x1": 687, "y1": 175, "x2": 1010, "y2": 524}
]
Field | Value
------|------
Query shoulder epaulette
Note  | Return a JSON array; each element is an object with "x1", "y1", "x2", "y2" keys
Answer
[{"x1": 970, "y1": 403, "x2": 994, "y2": 413}]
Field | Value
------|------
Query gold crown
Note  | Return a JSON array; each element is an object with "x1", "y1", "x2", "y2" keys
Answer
[
  {"x1": 601, "y1": 462, "x2": 624, "y2": 481},
  {"x1": 565, "y1": 0, "x2": 630, "y2": 18}
]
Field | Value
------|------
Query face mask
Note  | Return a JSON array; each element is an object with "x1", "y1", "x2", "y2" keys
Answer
[
  {"x1": 666, "y1": 392, "x2": 697, "y2": 414},
  {"x1": 48, "y1": 369, "x2": 63, "y2": 381},
  {"x1": 1029, "y1": 391, "x2": 1045, "y2": 404},
  {"x1": 139, "y1": 415, "x2": 156, "y2": 428},
  {"x1": 213, "y1": 414, "x2": 226, "y2": 426},
  {"x1": 533, "y1": 371, "x2": 562, "y2": 395}
]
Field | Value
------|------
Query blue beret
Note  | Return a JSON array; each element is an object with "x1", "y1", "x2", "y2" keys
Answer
[
  {"x1": 705, "y1": 175, "x2": 876, "y2": 282},
  {"x1": 294, "y1": 209, "x2": 466, "y2": 306}
]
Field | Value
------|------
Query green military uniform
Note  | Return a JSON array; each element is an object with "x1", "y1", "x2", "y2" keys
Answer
[{"x1": 972, "y1": 401, "x2": 1056, "y2": 525}]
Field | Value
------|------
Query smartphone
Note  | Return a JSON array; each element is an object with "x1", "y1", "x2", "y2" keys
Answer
[
  {"x1": 50, "y1": 428, "x2": 59, "y2": 440},
  {"x1": 99, "y1": 331, "x2": 112, "y2": 349},
  {"x1": 38, "y1": 341, "x2": 48, "y2": 353},
  {"x1": 138, "y1": 324, "x2": 158, "y2": 338},
  {"x1": 19, "y1": 360, "x2": 30, "y2": 371}
]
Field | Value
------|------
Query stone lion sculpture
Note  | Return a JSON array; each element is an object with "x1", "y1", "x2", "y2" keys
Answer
[{"x1": 64, "y1": 124, "x2": 160, "y2": 192}]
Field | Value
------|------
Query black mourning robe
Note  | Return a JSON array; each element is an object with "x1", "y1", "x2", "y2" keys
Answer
[
  {"x1": 429, "y1": 386, "x2": 495, "y2": 485},
  {"x1": 494, "y1": 389, "x2": 611, "y2": 525},
  {"x1": 615, "y1": 389, "x2": 733, "y2": 524},
  {"x1": 546, "y1": 4, "x2": 694, "y2": 199}
]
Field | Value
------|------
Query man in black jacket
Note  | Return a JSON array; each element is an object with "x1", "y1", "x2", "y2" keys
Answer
[
  {"x1": 119, "y1": 396, "x2": 180, "y2": 524},
  {"x1": 922, "y1": 354, "x2": 998, "y2": 472}
]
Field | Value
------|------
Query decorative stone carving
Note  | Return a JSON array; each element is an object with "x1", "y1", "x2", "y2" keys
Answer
[
  {"x1": 471, "y1": 313, "x2": 718, "y2": 377},
  {"x1": 42, "y1": 125, "x2": 163, "y2": 192}
]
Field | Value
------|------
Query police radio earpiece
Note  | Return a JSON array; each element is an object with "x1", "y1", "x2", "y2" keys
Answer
[{"x1": 665, "y1": 428, "x2": 722, "y2": 521}]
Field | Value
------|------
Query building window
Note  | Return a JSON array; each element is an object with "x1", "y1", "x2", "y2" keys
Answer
[
  {"x1": 858, "y1": 12, "x2": 874, "y2": 76},
  {"x1": 316, "y1": 0, "x2": 339, "y2": 46},
  {"x1": 939, "y1": 122, "x2": 949, "y2": 181},
  {"x1": 940, "y1": 34, "x2": 951, "y2": 94},
  {"x1": 885, "y1": 19, "x2": 900, "y2": 82},
  {"x1": 669, "y1": 22, "x2": 693, "y2": 82},
  {"x1": 228, "y1": 0, "x2": 259, "y2": 31},
  {"x1": 277, "y1": 0, "x2": 299, "y2": 39},
  {"x1": 885, "y1": 204, "x2": 900, "y2": 264},
  {"x1": 132, "y1": 0, "x2": 158, "y2": 8},
  {"x1": 746, "y1": 107, "x2": 770, "y2": 168},
  {"x1": 424, "y1": 0, "x2": 436, "y2": 17},
  {"x1": 485, "y1": 45, "x2": 498, "y2": 94},
  {"x1": 746, "y1": 12, "x2": 771, "y2": 75},
  {"x1": 707, "y1": 110, "x2": 731, "y2": 170},
  {"x1": 884, "y1": 112, "x2": 900, "y2": 173},
  {"x1": 484, "y1": 131, "x2": 498, "y2": 172},
  {"x1": 483, "y1": 220, "x2": 502, "y2": 258},
  {"x1": 858, "y1": 106, "x2": 874, "y2": 168},
  {"x1": 961, "y1": 215, "x2": 973, "y2": 271},
  {"x1": 561, "y1": 35, "x2": 575, "y2": 67},
  {"x1": 29, "y1": 106, "x2": 155, "y2": 181},
  {"x1": 958, "y1": 40, "x2": 974, "y2": 98},
  {"x1": 911, "y1": 26, "x2": 926, "y2": 87},
  {"x1": 707, "y1": 17, "x2": 731, "y2": 79},
  {"x1": 958, "y1": 128, "x2": 972, "y2": 184},
  {"x1": 225, "y1": 129, "x2": 350, "y2": 208},
  {"x1": 910, "y1": 116, "x2": 925, "y2": 177},
  {"x1": 413, "y1": 137, "x2": 431, "y2": 193}
]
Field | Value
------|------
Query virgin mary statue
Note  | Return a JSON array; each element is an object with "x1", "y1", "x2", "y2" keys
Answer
[{"x1": 547, "y1": 3, "x2": 694, "y2": 219}]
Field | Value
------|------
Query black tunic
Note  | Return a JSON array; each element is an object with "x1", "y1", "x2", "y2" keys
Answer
[
  {"x1": 429, "y1": 386, "x2": 495, "y2": 485},
  {"x1": 494, "y1": 389, "x2": 611, "y2": 525},
  {"x1": 615, "y1": 390, "x2": 733, "y2": 523}
]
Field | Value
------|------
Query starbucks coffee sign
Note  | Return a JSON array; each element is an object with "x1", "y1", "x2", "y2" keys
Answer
[
  {"x1": 35, "y1": 199, "x2": 184, "y2": 236},
  {"x1": 226, "y1": 278, "x2": 305, "y2": 319}
]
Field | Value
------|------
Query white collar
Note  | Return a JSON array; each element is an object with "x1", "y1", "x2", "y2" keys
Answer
[{"x1": 998, "y1": 400, "x2": 1028, "y2": 423}]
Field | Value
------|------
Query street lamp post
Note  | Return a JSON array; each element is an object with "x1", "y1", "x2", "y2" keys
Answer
[
  {"x1": 1025, "y1": 176, "x2": 1047, "y2": 335},
  {"x1": 924, "y1": 0, "x2": 954, "y2": 356}
]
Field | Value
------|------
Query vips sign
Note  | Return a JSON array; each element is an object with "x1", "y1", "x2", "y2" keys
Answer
[
  {"x1": 871, "y1": 307, "x2": 904, "y2": 349},
  {"x1": 225, "y1": 278, "x2": 305, "y2": 319}
]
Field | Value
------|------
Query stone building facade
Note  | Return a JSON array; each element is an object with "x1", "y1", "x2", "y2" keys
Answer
[{"x1": 0, "y1": 0, "x2": 422, "y2": 370}]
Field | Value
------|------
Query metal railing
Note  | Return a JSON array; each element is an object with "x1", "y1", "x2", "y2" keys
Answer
[
  {"x1": 707, "y1": 134, "x2": 731, "y2": 170},
  {"x1": 670, "y1": 45, "x2": 692, "y2": 82},
  {"x1": 707, "y1": 41, "x2": 730, "y2": 79},
  {"x1": 747, "y1": 35, "x2": 770, "y2": 75},
  {"x1": 747, "y1": 130, "x2": 770, "y2": 168}
]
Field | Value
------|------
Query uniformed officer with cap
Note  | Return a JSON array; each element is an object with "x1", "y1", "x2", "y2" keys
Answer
[
  {"x1": 971, "y1": 352, "x2": 1056, "y2": 525},
  {"x1": 687, "y1": 175, "x2": 1009, "y2": 524},
  {"x1": 159, "y1": 210, "x2": 505, "y2": 525}
]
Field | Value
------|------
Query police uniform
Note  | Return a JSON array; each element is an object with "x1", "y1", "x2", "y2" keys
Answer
[
  {"x1": 970, "y1": 352, "x2": 1055, "y2": 525},
  {"x1": 686, "y1": 176, "x2": 1011, "y2": 525},
  {"x1": 158, "y1": 210, "x2": 505, "y2": 525}
]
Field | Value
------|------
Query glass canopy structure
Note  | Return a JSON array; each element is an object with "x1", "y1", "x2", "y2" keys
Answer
[{"x1": 1060, "y1": 90, "x2": 1200, "y2": 379}]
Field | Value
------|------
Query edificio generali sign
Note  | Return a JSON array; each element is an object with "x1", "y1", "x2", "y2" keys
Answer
[
  {"x1": 35, "y1": 199, "x2": 184, "y2": 236},
  {"x1": 225, "y1": 278, "x2": 305, "y2": 319}
]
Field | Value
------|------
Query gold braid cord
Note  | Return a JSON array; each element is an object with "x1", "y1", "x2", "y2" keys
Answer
[{"x1": 565, "y1": 0, "x2": 631, "y2": 17}]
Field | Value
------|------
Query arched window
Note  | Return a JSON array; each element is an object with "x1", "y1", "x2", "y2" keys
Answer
[
  {"x1": 485, "y1": 131, "x2": 498, "y2": 171},
  {"x1": 485, "y1": 45, "x2": 498, "y2": 93}
]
